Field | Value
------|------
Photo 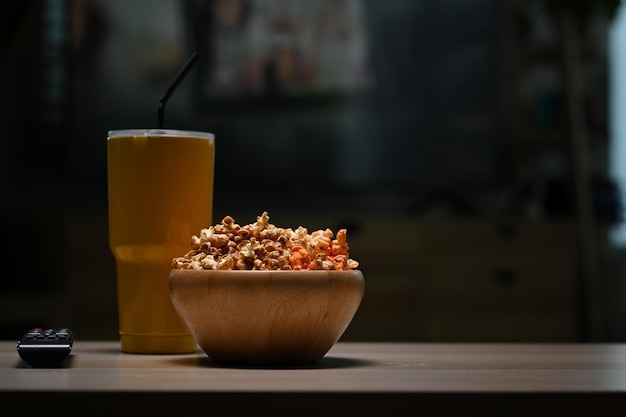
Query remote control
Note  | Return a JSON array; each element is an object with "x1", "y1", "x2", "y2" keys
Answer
[{"x1": 17, "y1": 328, "x2": 74, "y2": 367}]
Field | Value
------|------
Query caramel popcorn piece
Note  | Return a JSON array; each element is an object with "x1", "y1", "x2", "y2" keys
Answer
[{"x1": 172, "y1": 212, "x2": 359, "y2": 271}]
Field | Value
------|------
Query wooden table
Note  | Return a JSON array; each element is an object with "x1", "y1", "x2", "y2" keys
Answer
[{"x1": 2, "y1": 341, "x2": 626, "y2": 416}]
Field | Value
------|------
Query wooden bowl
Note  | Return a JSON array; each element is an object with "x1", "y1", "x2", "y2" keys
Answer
[{"x1": 168, "y1": 269, "x2": 364, "y2": 365}]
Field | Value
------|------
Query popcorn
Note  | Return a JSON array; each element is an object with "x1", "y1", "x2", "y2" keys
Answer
[{"x1": 172, "y1": 212, "x2": 360, "y2": 271}]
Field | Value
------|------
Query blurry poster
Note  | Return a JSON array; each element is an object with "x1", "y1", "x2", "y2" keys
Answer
[{"x1": 190, "y1": 0, "x2": 373, "y2": 99}]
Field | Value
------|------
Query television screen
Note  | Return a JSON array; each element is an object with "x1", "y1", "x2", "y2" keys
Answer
[{"x1": 66, "y1": 0, "x2": 497, "y2": 214}]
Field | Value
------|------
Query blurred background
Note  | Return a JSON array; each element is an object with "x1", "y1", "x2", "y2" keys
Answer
[{"x1": 1, "y1": 0, "x2": 626, "y2": 343}]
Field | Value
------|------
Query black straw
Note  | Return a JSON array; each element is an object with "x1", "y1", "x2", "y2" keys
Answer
[{"x1": 157, "y1": 51, "x2": 199, "y2": 128}]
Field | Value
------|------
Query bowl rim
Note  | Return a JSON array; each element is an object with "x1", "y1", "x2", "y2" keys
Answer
[
  {"x1": 170, "y1": 269, "x2": 362, "y2": 273},
  {"x1": 169, "y1": 269, "x2": 365, "y2": 284}
]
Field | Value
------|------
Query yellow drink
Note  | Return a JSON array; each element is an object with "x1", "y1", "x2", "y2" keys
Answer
[{"x1": 107, "y1": 129, "x2": 215, "y2": 353}]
